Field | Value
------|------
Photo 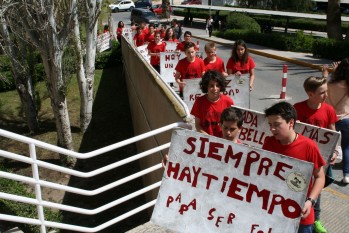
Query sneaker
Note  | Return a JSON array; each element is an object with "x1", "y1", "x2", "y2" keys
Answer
[
  {"x1": 343, "y1": 175, "x2": 349, "y2": 184},
  {"x1": 314, "y1": 220, "x2": 327, "y2": 233}
]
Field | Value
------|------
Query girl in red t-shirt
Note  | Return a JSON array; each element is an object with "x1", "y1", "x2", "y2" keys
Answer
[
  {"x1": 226, "y1": 39, "x2": 255, "y2": 91},
  {"x1": 133, "y1": 27, "x2": 145, "y2": 47},
  {"x1": 191, "y1": 70, "x2": 234, "y2": 137},
  {"x1": 147, "y1": 31, "x2": 166, "y2": 73},
  {"x1": 164, "y1": 28, "x2": 178, "y2": 42}
]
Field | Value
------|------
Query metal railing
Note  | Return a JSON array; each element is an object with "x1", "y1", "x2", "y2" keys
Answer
[{"x1": 0, "y1": 122, "x2": 190, "y2": 232}]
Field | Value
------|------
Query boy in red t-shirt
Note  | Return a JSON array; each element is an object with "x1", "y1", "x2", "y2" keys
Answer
[
  {"x1": 220, "y1": 107, "x2": 242, "y2": 143},
  {"x1": 175, "y1": 41, "x2": 205, "y2": 95},
  {"x1": 262, "y1": 102, "x2": 325, "y2": 233},
  {"x1": 175, "y1": 31, "x2": 199, "y2": 52},
  {"x1": 204, "y1": 42, "x2": 228, "y2": 77},
  {"x1": 293, "y1": 76, "x2": 338, "y2": 233},
  {"x1": 133, "y1": 26, "x2": 145, "y2": 47}
]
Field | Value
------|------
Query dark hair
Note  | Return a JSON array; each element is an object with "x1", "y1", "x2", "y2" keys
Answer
[
  {"x1": 264, "y1": 102, "x2": 297, "y2": 124},
  {"x1": 148, "y1": 23, "x2": 155, "y2": 29},
  {"x1": 184, "y1": 31, "x2": 192, "y2": 37},
  {"x1": 200, "y1": 70, "x2": 226, "y2": 93},
  {"x1": 303, "y1": 76, "x2": 327, "y2": 93},
  {"x1": 183, "y1": 41, "x2": 196, "y2": 52},
  {"x1": 220, "y1": 107, "x2": 243, "y2": 127},
  {"x1": 164, "y1": 27, "x2": 176, "y2": 41},
  {"x1": 331, "y1": 57, "x2": 349, "y2": 95},
  {"x1": 118, "y1": 21, "x2": 124, "y2": 28},
  {"x1": 231, "y1": 39, "x2": 248, "y2": 64}
]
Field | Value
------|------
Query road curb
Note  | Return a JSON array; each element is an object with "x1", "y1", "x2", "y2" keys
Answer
[{"x1": 192, "y1": 35, "x2": 324, "y2": 71}]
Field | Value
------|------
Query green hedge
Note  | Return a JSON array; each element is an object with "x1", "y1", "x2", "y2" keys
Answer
[{"x1": 313, "y1": 38, "x2": 349, "y2": 60}]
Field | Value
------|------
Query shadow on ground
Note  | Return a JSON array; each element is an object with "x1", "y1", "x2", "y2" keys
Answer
[{"x1": 61, "y1": 63, "x2": 149, "y2": 232}]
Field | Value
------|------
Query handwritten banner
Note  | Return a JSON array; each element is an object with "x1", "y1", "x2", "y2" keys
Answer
[
  {"x1": 97, "y1": 32, "x2": 112, "y2": 52},
  {"x1": 151, "y1": 129, "x2": 313, "y2": 232},
  {"x1": 182, "y1": 75, "x2": 250, "y2": 111},
  {"x1": 122, "y1": 27, "x2": 134, "y2": 42},
  {"x1": 137, "y1": 44, "x2": 150, "y2": 63},
  {"x1": 164, "y1": 42, "x2": 178, "y2": 52},
  {"x1": 235, "y1": 106, "x2": 340, "y2": 164},
  {"x1": 160, "y1": 52, "x2": 204, "y2": 83}
]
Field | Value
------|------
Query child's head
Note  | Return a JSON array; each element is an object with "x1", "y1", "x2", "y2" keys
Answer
[
  {"x1": 205, "y1": 42, "x2": 216, "y2": 59},
  {"x1": 183, "y1": 31, "x2": 192, "y2": 41},
  {"x1": 220, "y1": 107, "x2": 243, "y2": 141},
  {"x1": 154, "y1": 31, "x2": 161, "y2": 42},
  {"x1": 200, "y1": 70, "x2": 226, "y2": 93},
  {"x1": 184, "y1": 42, "x2": 196, "y2": 60},
  {"x1": 232, "y1": 39, "x2": 248, "y2": 63},
  {"x1": 265, "y1": 102, "x2": 297, "y2": 141},
  {"x1": 303, "y1": 76, "x2": 328, "y2": 103},
  {"x1": 136, "y1": 26, "x2": 142, "y2": 34},
  {"x1": 118, "y1": 21, "x2": 124, "y2": 28},
  {"x1": 149, "y1": 23, "x2": 155, "y2": 32}
]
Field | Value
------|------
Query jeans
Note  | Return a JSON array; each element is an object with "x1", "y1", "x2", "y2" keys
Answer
[
  {"x1": 336, "y1": 118, "x2": 349, "y2": 175},
  {"x1": 298, "y1": 224, "x2": 313, "y2": 233},
  {"x1": 314, "y1": 194, "x2": 321, "y2": 220}
]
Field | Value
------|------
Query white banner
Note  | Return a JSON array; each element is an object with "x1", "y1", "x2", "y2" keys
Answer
[
  {"x1": 164, "y1": 42, "x2": 178, "y2": 52},
  {"x1": 122, "y1": 27, "x2": 134, "y2": 42},
  {"x1": 137, "y1": 44, "x2": 150, "y2": 63},
  {"x1": 97, "y1": 32, "x2": 112, "y2": 52},
  {"x1": 160, "y1": 52, "x2": 204, "y2": 83},
  {"x1": 182, "y1": 75, "x2": 250, "y2": 111},
  {"x1": 151, "y1": 129, "x2": 313, "y2": 233},
  {"x1": 235, "y1": 106, "x2": 340, "y2": 164}
]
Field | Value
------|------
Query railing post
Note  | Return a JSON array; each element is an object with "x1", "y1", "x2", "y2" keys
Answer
[{"x1": 29, "y1": 143, "x2": 46, "y2": 233}]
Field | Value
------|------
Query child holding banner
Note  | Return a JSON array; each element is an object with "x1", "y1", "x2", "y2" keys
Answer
[
  {"x1": 220, "y1": 107, "x2": 243, "y2": 143},
  {"x1": 175, "y1": 31, "x2": 199, "y2": 52},
  {"x1": 263, "y1": 102, "x2": 326, "y2": 233},
  {"x1": 227, "y1": 39, "x2": 255, "y2": 91},
  {"x1": 147, "y1": 31, "x2": 166, "y2": 73},
  {"x1": 175, "y1": 41, "x2": 205, "y2": 95},
  {"x1": 191, "y1": 70, "x2": 234, "y2": 137},
  {"x1": 293, "y1": 76, "x2": 338, "y2": 233},
  {"x1": 116, "y1": 21, "x2": 124, "y2": 47},
  {"x1": 133, "y1": 26, "x2": 145, "y2": 47},
  {"x1": 204, "y1": 42, "x2": 228, "y2": 77}
]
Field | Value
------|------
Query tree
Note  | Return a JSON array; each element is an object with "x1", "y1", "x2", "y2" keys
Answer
[
  {"x1": 75, "y1": 0, "x2": 102, "y2": 133},
  {"x1": 2, "y1": 0, "x2": 76, "y2": 150},
  {"x1": 327, "y1": 0, "x2": 343, "y2": 40},
  {"x1": 0, "y1": 15, "x2": 40, "y2": 133}
]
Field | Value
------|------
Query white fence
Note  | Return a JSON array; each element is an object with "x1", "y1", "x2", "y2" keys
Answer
[{"x1": 0, "y1": 122, "x2": 190, "y2": 232}]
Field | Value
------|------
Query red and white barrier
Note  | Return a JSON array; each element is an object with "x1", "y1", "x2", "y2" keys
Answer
[{"x1": 280, "y1": 64, "x2": 288, "y2": 99}]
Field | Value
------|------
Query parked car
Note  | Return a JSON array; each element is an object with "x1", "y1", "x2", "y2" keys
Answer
[
  {"x1": 131, "y1": 8, "x2": 160, "y2": 26},
  {"x1": 134, "y1": 0, "x2": 152, "y2": 9},
  {"x1": 181, "y1": 0, "x2": 202, "y2": 5},
  {"x1": 152, "y1": 4, "x2": 172, "y2": 15},
  {"x1": 109, "y1": 0, "x2": 135, "y2": 12}
]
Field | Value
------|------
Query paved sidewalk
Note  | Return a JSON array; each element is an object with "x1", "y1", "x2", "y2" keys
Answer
[{"x1": 130, "y1": 18, "x2": 349, "y2": 233}]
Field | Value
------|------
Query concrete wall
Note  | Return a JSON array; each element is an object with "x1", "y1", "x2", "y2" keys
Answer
[{"x1": 121, "y1": 36, "x2": 191, "y2": 203}]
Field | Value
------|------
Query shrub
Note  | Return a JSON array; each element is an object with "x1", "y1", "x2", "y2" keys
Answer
[
  {"x1": 313, "y1": 38, "x2": 349, "y2": 60},
  {"x1": 0, "y1": 55, "x2": 15, "y2": 91},
  {"x1": 226, "y1": 12, "x2": 260, "y2": 33},
  {"x1": 95, "y1": 40, "x2": 122, "y2": 69}
]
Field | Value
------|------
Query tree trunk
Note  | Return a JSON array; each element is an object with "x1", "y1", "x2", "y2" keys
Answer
[
  {"x1": 41, "y1": 46, "x2": 73, "y2": 151},
  {"x1": 72, "y1": 0, "x2": 90, "y2": 134},
  {"x1": 81, "y1": 1, "x2": 99, "y2": 133},
  {"x1": 0, "y1": 20, "x2": 39, "y2": 133},
  {"x1": 346, "y1": 25, "x2": 349, "y2": 41},
  {"x1": 327, "y1": 0, "x2": 342, "y2": 40}
]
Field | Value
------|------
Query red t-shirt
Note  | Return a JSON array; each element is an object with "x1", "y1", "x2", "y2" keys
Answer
[
  {"x1": 204, "y1": 56, "x2": 226, "y2": 73},
  {"x1": 262, "y1": 134, "x2": 326, "y2": 225},
  {"x1": 226, "y1": 56, "x2": 255, "y2": 74},
  {"x1": 145, "y1": 33, "x2": 155, "y2": 43},
  {"x1": 117, "y1": 27, "x2": 123, "y2": 40},
  {"x1": 147, "y1": 42, "x2": 166, "y2": 65},
  {"x1": 176, "y1": 41, "x2": 199, "y2": 51},
  {"x1": 191, "y1": 94, "x2": 234, "y2": 137},
  {"x1": 294, "y1": 101, "x2": 338, "y2": 128},
  {"x1": 133, "y1": 33, "x2": 145, "y2": 47},
  {"x1": 141, "y1": 27, "x2": 149, "y2": 36},
  {"x1": 175, "y1": 57, "x2": 205, "y2": 80}
]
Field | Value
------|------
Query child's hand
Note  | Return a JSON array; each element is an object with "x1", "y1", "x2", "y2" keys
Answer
[
  {"x1": 321, "y1": 64, "x2": 329, "y2": 78},
  {"x1": 235, "y1": 71, "x2": 242, "y2": 76},
  {"x1": 162, "y1": 154, "x2": 169, "y2": 168}
]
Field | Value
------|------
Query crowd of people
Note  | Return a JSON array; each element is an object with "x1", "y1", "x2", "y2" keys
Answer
[{"x1": 116, "y1": 19, "x2": 348, "y2": 233}]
